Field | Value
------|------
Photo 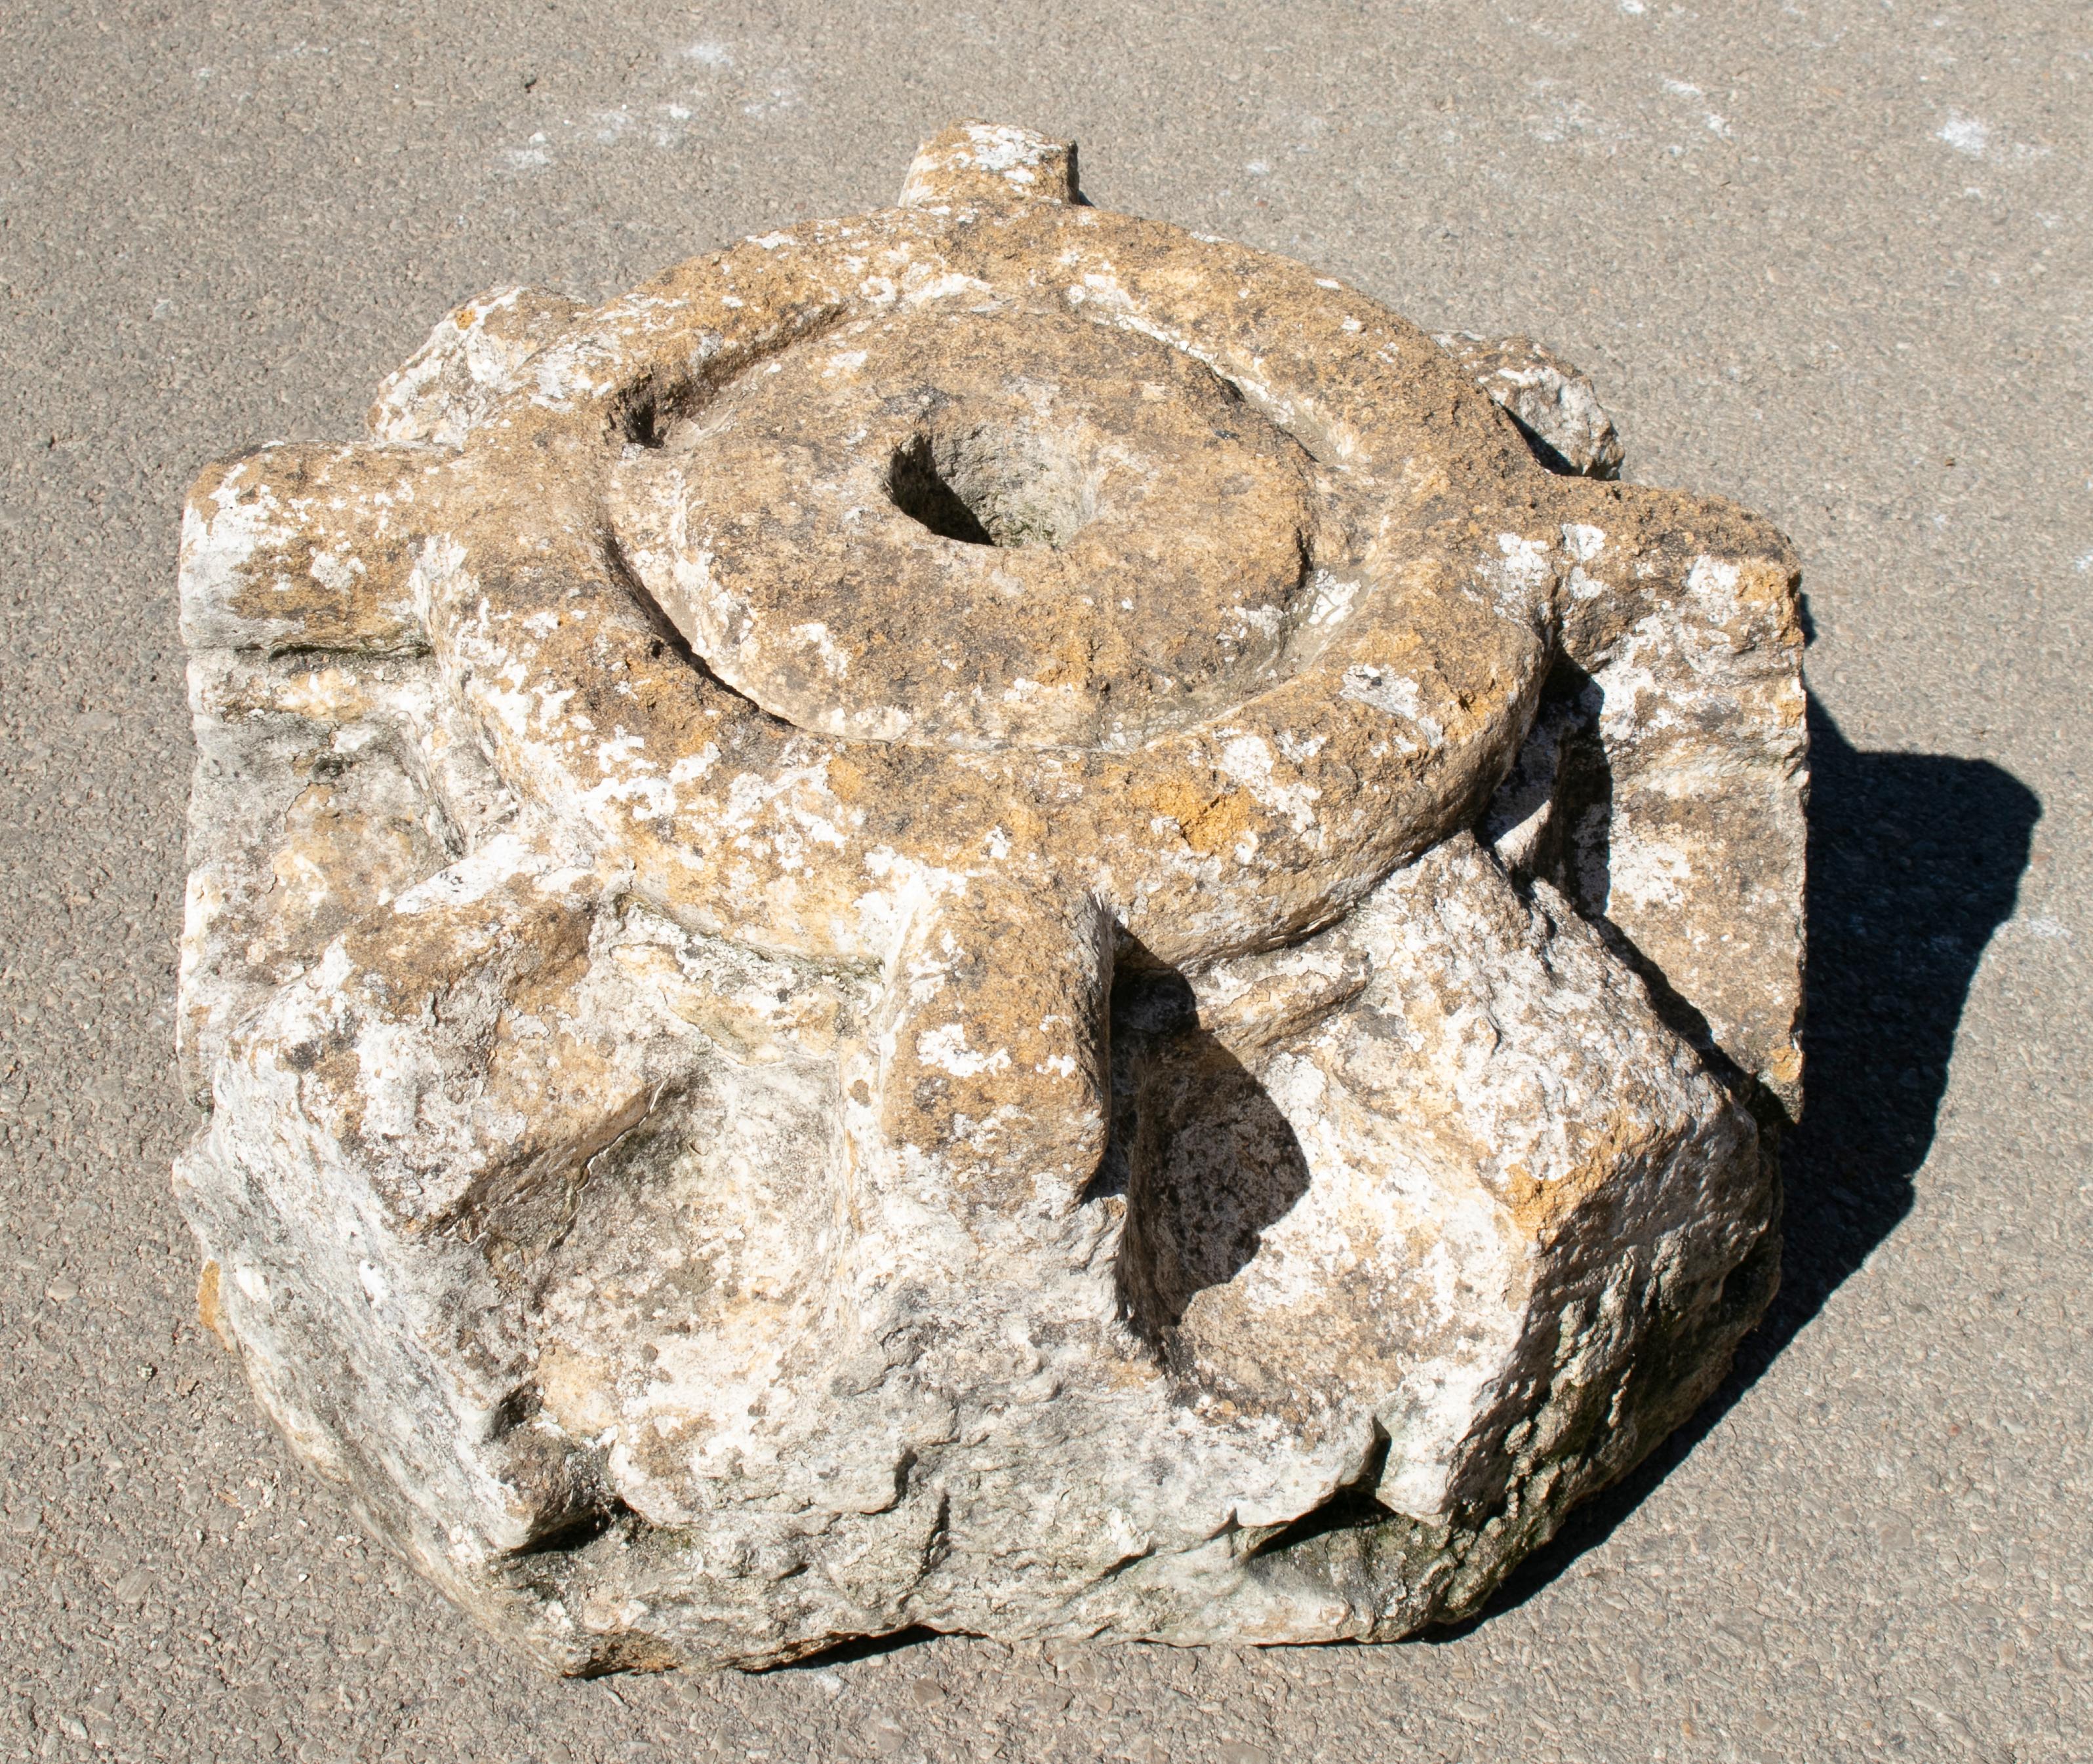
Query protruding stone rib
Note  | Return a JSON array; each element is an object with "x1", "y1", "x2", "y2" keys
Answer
[
  {"x1": 179, "y1": 441, "x2": 431, "y2": 657},
  {"x1": 1499, "y1": 481, "x2": 1808, "y2": 1116},
  {"x1": 898, "y1": 121, "x2": 1083, "y2": 210},
  {"x1": 368, "y1": 285, "x2": 590, "y2": 449},
  {"x1": 1434, "y1": 332, "x2": 1625, "y2": 479},
  {"x1": 874, "y1": 879, "x2": 1113, "y2": 1217}
]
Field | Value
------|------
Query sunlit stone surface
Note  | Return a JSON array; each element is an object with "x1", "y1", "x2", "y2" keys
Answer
[{"x1": 174, "y1": 122, "x2": 1804, "y2": 1672}]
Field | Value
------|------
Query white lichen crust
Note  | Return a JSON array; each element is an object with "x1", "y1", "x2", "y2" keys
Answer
[{"x1": 174, "y1": 123, "x2": 1805, "y2": 1672}]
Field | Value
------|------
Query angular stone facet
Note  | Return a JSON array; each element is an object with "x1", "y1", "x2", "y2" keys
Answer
[{"x1": 174, "y1": 123, "x2": 1804, "y2": 1671}]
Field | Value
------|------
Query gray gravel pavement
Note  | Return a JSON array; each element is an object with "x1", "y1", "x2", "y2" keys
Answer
[{"x1": 3, "y1": 3, "x2": 2088, "y2": 1760}]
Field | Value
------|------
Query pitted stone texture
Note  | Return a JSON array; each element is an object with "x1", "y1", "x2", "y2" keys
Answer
[{"x1": 174, "y1": 123, "x2": 1804, "y2": 1672}]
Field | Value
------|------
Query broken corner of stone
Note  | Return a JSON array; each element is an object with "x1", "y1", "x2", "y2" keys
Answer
[{"x1": 170, "y1": 122, "x2": 1806, "y2": 1674}]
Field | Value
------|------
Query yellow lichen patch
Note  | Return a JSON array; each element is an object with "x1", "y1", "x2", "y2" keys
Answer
[
  {"x1": 1500, "y1": 1109, "x2": 1664, "y2": 1240},
  {"x1": 1136, "y1": 776, "x2": 1255, "y2": 855},
  {"x1": 195, "y1": 1259, "x2": 233, "y2": 1351},
  {"x1": 824, "y1": 753, "x2": 867, "y2": 802}
]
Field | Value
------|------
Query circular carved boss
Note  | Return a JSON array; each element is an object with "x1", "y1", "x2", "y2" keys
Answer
[
  {"x1": 403, "y1": 134, "x2": 1573, "y2": 980},
  {"x1": 182, "y1": 123, "x2": 1807, "y2": 1252}
]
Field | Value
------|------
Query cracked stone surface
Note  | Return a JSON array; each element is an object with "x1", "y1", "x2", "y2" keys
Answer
[{"x1": 172, "y1": 121, "x2": 1806, "y2": 1674}]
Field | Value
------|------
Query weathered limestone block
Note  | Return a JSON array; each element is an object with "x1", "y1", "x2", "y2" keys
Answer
[{"x1": 174, "y1": 121, "x2": 1805, "y2": 1672}]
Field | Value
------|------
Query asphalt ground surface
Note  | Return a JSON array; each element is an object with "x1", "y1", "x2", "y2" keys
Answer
[{"x1": 3, "y1": 3, "x2": 2088, "y2": 1760}]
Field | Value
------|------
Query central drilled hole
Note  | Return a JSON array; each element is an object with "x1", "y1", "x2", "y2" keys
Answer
[{"x1": 887, "y1": 425, "x2": 1094, "y2": 550}]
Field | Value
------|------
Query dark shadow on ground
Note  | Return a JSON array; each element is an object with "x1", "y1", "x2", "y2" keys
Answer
[
  {"x1": 770, "y1": 1625, "x2": 946, "y2": 1674},
  {"x1": 1442, "y1": 688, "x2": 2041, "y2": 1631}
]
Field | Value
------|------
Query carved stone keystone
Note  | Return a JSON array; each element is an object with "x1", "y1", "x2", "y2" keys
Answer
[{"x1": 174, "y1": 122, "x2": 1805, "y2": 1672}]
